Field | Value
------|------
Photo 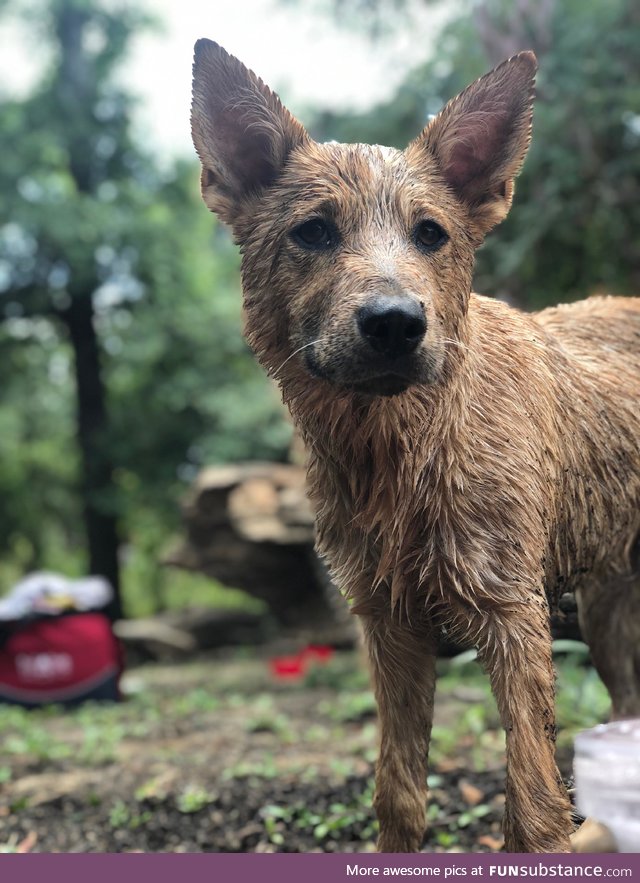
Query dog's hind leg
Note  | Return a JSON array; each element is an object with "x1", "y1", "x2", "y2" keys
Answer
[
  {"x1": 359, "y1": 610, "x2": 437, "y2": 853},
  {"x1": 571, "y1": 550, "x2": 640, "y2": 852},
  {"x1": 577, "y1": 548, "x2": 640, "y2": 720},
  {"x1": 477, "y1": 607, "x2": 574, "y2": 852}
]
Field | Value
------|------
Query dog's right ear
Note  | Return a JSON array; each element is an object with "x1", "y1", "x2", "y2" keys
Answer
[{"x1": 191, "y1": 39, "x2": 309, "y2": 226}]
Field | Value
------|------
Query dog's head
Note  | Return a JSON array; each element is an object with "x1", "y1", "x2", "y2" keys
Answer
[{"x1": 191, "y1": 42, "x2": 536, "y2": 398}]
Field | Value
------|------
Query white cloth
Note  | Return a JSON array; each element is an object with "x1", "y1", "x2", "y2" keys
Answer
[{"x1": 0, "y1": 572, "x2": 113, "y2": 621}]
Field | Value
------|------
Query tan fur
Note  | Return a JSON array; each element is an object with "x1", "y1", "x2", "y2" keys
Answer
[{"x1": 191, "y1": 41, "x2": 640, "y2": 853}]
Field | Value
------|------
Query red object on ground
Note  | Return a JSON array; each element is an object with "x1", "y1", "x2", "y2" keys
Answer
[
  {"x1": 269, "y1": 644, "x2": 335, "y2": 681},
  {"x1": 269, "y1": 654, "x2": 307, "y2": 680},
  {"x1": 303, "y1": 644, "x2": 335, "y2": 664},
  {"x1": 0, "y1": 613, "x2": 122, "y2": 706}
]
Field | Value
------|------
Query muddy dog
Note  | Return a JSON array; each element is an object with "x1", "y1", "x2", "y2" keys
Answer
[{"x1": 191, "y1": 42, "x2": 640, "y2": 853}]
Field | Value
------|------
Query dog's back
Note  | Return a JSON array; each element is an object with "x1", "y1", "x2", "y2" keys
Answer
[
  {"x1": 537, "y1": 294, "x2": 640, "y2": 373},
  {"x1": 537, "y1": 295, "x2": 640, "y2": 579},
  {"x1": 463, "y1": 293, "x2": 640, "y2": 600}
]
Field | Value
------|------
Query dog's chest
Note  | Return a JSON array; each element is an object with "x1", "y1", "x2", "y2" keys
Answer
[{"x1": 309, "y1": 441, "x2": 520, "y2": 613}]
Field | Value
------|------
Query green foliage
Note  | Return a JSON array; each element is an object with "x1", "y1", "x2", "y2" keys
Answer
[
  {"x1": 0, "y1": 0, "x2": 290, "y2": 609},
  {"x1": 554, "y1": 645, "x2": 610, "y2": 746},
  {"x1": 0, "y1": 322, "x2": 81, "y2": 580},
  {"x1": 476, "y1": 0, "x2": 640, "y2": 306},
  {"x1": 260, "y1": 782, "x2": 377, "y2": 846}
]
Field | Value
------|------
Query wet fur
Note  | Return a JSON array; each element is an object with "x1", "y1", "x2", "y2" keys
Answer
[{"x1": 191, "y1": 42, "x2": 640, "y2": 853}]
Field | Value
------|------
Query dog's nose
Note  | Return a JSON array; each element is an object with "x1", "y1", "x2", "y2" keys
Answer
[{"x1": 357, "y1": 297, "x2": 427, "y2": 358}]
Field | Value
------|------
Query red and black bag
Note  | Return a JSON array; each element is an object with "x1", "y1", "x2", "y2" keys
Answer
[{"x1": 0, "y1": 612, "x2": 122, "y2": 707}]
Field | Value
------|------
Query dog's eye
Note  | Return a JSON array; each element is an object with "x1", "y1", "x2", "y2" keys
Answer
[
  {"x1": 292, "y1": 218, "x2": 334, "y2": 249},
  {"x1": 414, "y1": 220, "x2": 447, "y2": 252}
]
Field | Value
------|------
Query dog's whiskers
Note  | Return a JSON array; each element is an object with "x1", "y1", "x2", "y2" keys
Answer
[{"x1": 272, "y1": 339, "x2": 322, "y2": 380}]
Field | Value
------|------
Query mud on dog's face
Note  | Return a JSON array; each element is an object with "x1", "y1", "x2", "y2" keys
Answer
[{"x1": 191, "y1": 41, "x2": 536, "y2": 396}]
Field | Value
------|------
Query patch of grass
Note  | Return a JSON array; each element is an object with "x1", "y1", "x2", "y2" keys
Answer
[
  {"x1": 302, "y1": 656, "x2": 369, "y2": 691},
  {"x1": 434, "y1": 829, "x2": 460, "y2": 849},
  {"x1": 0, "y1": 673, "x2": 228, "y2": 777},
  {"x1": 299, "y1": 764, "x2": 321, "y2": 783},
  {"x1": 455, "y1": 803, "x2": 492, "y2": 829},
  {"x1": 4, "y1": 700, "x2": 127, "y2": 758},
  {"x1": 176, "y1": 785, "x2": 213, "y2": 814},
  {"x1": 318, "y1": 690, "x2": 377, "y2": 723},
  {"x1": 224, "y1": 755, "x2": 279, "y2": 780},
  {"x1": 76, "y1": 721, "x2": 126, "y2": 765},
  {"x1": 106, "y1": 799, "x2": 153, "y2": 830},
  {"x1": 260, "y1": 804, "x2": 291, "y2": 846},
  {"x1": 260, "y1": 779, "x2": 377, "y2": 848},
  {"x1": 225, "y1": 692, "x2": 248, "y2": 709},
  {"x1": 244, "y1": 696, "x2": 293, "y2": 740},
  {"x1": 129, "y1": 810, "x2": 153, "y2": 829},
  {"x1": 108, "y1": 799, "x2": 130, "y2": 828},
  {"x1": 328, "y1": 758, "x2": 359, "y2": 778},
  {"x1": 171, "y1": 687, "x2": 220, "y2": 716},
  {"x1": 311, "y1": 802, "x2": 375, "y2": 842},
  {"x1": 303, "y1": 724, "x2": 330, "y2": 742},
  {"x1": 4, "y1": 725, "x2": 73, "y2": 763},
  {"x1": 134, "y1": 778, "x2": 168, "y2": 802}
]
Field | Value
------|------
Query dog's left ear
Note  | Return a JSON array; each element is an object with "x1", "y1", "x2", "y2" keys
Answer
[
  {"x1": 407, "y1": 51, "x2": 537, "y2": 236},
  {"x1": 191, "y1": 39, "x2": 309, "y2": 226}
]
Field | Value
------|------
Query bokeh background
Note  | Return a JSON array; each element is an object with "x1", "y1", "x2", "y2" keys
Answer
[{"x1": 0, "y1": 0, "x2": 638, "y2": 621}]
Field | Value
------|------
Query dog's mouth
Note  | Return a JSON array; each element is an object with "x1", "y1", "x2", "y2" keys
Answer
[
  {"x1": 305, "y1": 350, "x2": 414, "y2": 396},
  {"x1": 348, "y1": 374, "x2": 412, "y2": 397},
  {"x1": 305, "y1": 347, "x2": 426, "y2": 397},
  {"x1": 298, "y1": 324, "x2": 455, "y2": 398}
]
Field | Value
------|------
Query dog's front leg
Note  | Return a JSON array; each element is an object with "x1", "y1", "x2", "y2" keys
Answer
[
  {"x1": 360, "y1": 611, "x2": 437, "y2": 853},
  {"x1": 477, "y1": 609, "x2": 573, "y2": 853}
]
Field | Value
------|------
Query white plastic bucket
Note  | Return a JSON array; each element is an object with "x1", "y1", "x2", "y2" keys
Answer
[{"x1": 574, "y1": 719, "x2": 640, "y2": 853}]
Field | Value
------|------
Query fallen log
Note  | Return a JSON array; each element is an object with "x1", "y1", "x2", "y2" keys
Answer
[{"x1": 164, "y1": 462, "x2": 351, "y2": 633}]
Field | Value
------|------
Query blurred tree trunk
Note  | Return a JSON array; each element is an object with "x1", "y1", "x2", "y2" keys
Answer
[
  {"x1": 63, "y1": 296, "x2": 122, "y2": 619},
  {"x1": 56, "y1": 1, "x2": 122, "y2": 618}
]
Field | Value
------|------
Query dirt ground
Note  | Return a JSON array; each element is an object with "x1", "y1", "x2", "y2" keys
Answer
[{"x1": 0, "y1": 649, "x2": 581, "y2": 853}]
